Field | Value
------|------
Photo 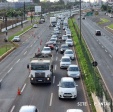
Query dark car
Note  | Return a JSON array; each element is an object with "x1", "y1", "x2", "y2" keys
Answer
[
  {"x1": 95, "y1": 30, "x2": 101, "y2": 36},
  {"x1": 45, "y1": 41, "x2": 55, "y2": 50},
  {"x1": 60, "y1": 44, "x2": 69, "y2": 54}
]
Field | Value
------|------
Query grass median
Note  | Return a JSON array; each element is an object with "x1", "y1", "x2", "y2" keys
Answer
[
  {"x1": 107, "y1": 24, "x2": 113, "y2": 29},
  {"x1": 98, "y1": 18, "x2": 110, "y2": 24}
]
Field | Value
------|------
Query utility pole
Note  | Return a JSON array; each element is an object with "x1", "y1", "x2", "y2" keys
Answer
[
  {"x1": 80, "y1": 0, "x2": 81, "y2": 40},
  {"x1": 4, "y1": 14, "x2": 8, "y2": 42}
]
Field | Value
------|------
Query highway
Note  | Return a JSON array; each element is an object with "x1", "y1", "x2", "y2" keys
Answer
[
  {"x1": 0, "y1": 17, "x2": 89, "y2": 112},
  {"x1": 76, "y1": 16, "x2": 113, "y2": 100}
]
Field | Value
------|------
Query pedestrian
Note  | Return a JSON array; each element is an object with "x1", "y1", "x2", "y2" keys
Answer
[{"x1": 55, "y1": 45, "x2": 59, "y2": 53}]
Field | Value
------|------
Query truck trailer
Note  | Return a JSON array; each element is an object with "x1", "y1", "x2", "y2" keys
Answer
[{"x1": 50, "y1": 16, "x2": 57, "y2": 27}]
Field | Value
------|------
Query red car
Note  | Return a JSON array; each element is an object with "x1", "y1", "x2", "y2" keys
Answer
[{"x1": 45, "y1": 41, "x2": 55, "y2": 50}]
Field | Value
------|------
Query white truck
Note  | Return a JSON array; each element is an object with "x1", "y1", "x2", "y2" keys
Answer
[
  {"x1": 50, "y1": 17, "x2": 57, "y2": 27},
  {"x1": 27, "y1": 53, "x2": 53, "y2": 85}
]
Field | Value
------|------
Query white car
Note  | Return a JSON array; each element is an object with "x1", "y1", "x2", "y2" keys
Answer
[
  {"x1": 12, "y1": 36, "x2": 20, "y2": 42},
  {"x1": 66, "y1": 109, "x2": 83, "y2": 112},
  {"x1": 65, "y1": 39, "x2": 73, "y2": 46},
  {"x1": 66, "y1": 31, "x2": 71, "y2": 37},
  {"x1": 58, "y1": 77, "x2": 77, "y2": 99},
  {"x1": 67, "y1": 65, "x2": 80, "y2": 79},
  {"x1": 60, "y1": 56, "x2": 71, "y2": 68},
  {"x1": 41, "y1": 47, "x2": 51, "y2": 54},
  {"x1": 62, "y1": 35, "x2": 68, "y2": 41},
  {"x1": 19, "y1": 105, "x2": 39, "y2": 112},
  {"x1": 49, "y1": 38, "x2": 57, "y2": 44},
  {"x1": 64, "y1": 49, "x2": 75, "y2": 60},
  {"x1": 33, "y1": 24, "x2": 38, "y2": 28},
  {"x1": 51, "y1": 35, "x2": 58, "y2": 40}
]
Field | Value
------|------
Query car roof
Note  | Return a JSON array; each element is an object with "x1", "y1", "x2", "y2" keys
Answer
[
  {"x1": 65, "y1": 49, "x2": 73, "y2": 52},
  {"x1": 19, "y1": 105, "x2": 37, "y2": 112},
  {"x1": 43, "y1": 47, "x2": 50, "y2": 49},
  {"x1": 67, "y1": 109, "x2": 83, "y2": 112},
  {"x1": 61, "y1": 56, "x2": 70, "y2": 59},
  {"x1": 61, "y1": 44, "x2": 68, "y2": 46},
  {"x1": 96, "y1": 30, "x2": 100, "y2": 32},
  {"x1": 61, "y1": 77, "x2": 74, "y2": 82},
  {"x1": 69, "y1": 64, "x2": 78, "y2": 67},
  {"x1": 66, "y1": 39, "x2": 72, "y2": 40}
]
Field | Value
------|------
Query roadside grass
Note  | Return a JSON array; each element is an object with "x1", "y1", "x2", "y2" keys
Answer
[
  {"x1": 69, "y1": 18, "x2": 97, "y2": 112},
  {"x1": 98, "y1": 18, "x2": 110, "y2": 24},
  {"x1": 107, "y1": 24, "x2": 113, "y2": 29},
  {"x1": 8, "y1": 25, "x2": 32, "y2": 41},
  {"x1": 27, "y1": 16, "x2": 40, "y2": 21},
  {"x1": 0, "y1": 45, "x2": 13, "y2": 56}
]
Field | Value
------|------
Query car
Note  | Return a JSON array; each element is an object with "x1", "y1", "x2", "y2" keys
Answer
[
  {"x1": 67, "y1": 65, "x2": 80, "y2": 79},
  {"x1": 66, "y1": 31, "x2": 71, "y2": 37},
  {"x1": 95, "y1": 30, "x2": 101, "y2": 36},
  {"x1": 60, "y1": 44, "x2": 69, "y2": 54},
  {"x1": 19, "y1": 105, "x2": 39, "y2": 112},
  {"x1": 45, "y1": 41, "x2": 55, "y2": 50},
  {"x1": 33, "y1": 24, "x2": 38, "y2": 28},
  {"x1": 41, "y1": 47, "x2": 51, "y2": 54},
  {"x1": 12, "y1": 36, "x2": 20, "y2": 42},
  {"x1": 62, "y1": 35, "x2": 68, "y2": 41},
  {"x1": 40, "y1": 17, "x2": 45, "y2": 22},
  {"x1": 66, "y1": 109, "x2": 83, "y2": 112},
  {"x1": 60, "y1": 56, "x2": 71, "y2": 68},
  {"x1": 65, "y1": 39, "x2": 73, "y2": 46},
  {"x1": 51, "y1": 35, "x2": 58, "y2": 40},
  {"x1": 64, "y1": 49, "x2": 75, "y2": 60},
  {"x1": 58, "y1": 77, "x2": 77, "y2": 99},
  {"x1": 39, "y1": 20, "x2": 43, "y2": 24},
  {"x1": 49, "y1": 38, "x2": 57, "y2": 44}
]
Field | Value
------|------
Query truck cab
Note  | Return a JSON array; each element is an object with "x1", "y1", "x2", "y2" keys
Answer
[{"x1": 27, "y1": 53, "x2": 53, "y2": 85}]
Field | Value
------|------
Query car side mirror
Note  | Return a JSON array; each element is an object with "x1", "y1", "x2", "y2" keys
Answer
[{"x1": 27, "y1": 64, "x2": 29, "y2": 69}]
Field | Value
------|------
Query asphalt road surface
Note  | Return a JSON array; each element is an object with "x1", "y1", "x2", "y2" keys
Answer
[
  {"x1": 0, "y1": 17, "x2": 89, "y2": 112},
  {"x1": 76, "y1": 16, "x2": 113, "y2": 101}
]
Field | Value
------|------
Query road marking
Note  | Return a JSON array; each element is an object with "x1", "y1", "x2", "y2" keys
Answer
[
  {"x1": 109, "y1": 54, "x2": 112, "y2": 58},
  {"x1": 56, "y1": 57, "x2": 58, "y2": 61},
  {"x1": 49, "y1": 93, "x2": 53, "y2": 106},
  {"x1": 53, "y1": 76, "x2": 55, "y2": 84},
  {"x1": 105, "y1": 49, "x2": 107, "y2": 52},
  {"x1": 24, "y1": 51, "x2": 27, "y2": 55},
  {"x1": 10, "y1": 105, "x2": 15, "y2": 112},
  {"x1": 96, "y1": 39, "x2": 98, "y2": 41},
  {"x1": 55, "y1": 65, "x2": 57, "y2": 70},
  {"x1": 101, "y1": 46, "x2": 104, "y2": 48},
  {"x1": 99, "y1": 42, "x2": 101, "y2": 44},
  {"x1": 16, "y1": 59, "x2": 20, "y2": 63},
  {"x1": 34, "y1": 41, "x2": 36, "y2": 44},
  {"x1": 30, "y1": 44, "x2": 33, "y2": 47},
  {"x1": 21, "y1": 83, "x2": 26, "y2": 93},
  {"x1": 7, "y1": 67, "x2": 13, "y2": 73}
]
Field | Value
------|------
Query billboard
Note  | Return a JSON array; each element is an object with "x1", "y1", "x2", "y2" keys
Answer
[{"x1": 35, "y1": 6, "x2": 41, "y2": 12}]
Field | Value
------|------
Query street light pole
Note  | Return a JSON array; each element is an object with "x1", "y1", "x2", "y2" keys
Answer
[{"x1": 80, "y1": 0, "x2": 81, "y2": 40}]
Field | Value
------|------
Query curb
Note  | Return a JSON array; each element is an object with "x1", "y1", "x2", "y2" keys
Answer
[{"x1": 0, "y1": 47, "x2": 16, "y2": 61}]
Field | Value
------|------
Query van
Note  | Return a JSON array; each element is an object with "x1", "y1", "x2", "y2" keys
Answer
[
  {"x1": 19, "y1": 105, "x2": 39, "y2": 112},
  {"x1": 66, "y1": 109, "x2": 83, "y2": 112}
]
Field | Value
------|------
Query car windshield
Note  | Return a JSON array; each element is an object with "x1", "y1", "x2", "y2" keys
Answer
[
  {"x1": 63, "y1": 36, "x2": 68, "y2": 38},
  {"x1": 69, "y1": 67, "x2": 79, "y2": 71},
  {"x1": 67, "y1": 40, "x2": 72, "y2": 42},
  {"x1": 60, "y1": 81, "x2": 75, "y2": 88},
  {"x1": 62, "y1": 58, "x2": 70, "y2": 62},
  {"x1": 14, "y1": 36, "x2": 19, "y2": 38},
  {"x1": 31, "y1": 64, "x2": 49, "y2": 70},
  {"x1": 50, "y1": 39, "x2": 56, "y2": 41},
  {"x1": 65, "y1": 51, "x2": 73, "y2": 54},
  {"x1": 43, "y1": 48, "x2": 50, "y2": 51},
  {"x1": 61, "y1": 45, "x2": 68, "y2": 48}
]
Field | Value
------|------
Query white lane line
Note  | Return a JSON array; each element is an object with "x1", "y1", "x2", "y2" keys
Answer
[
  {"x1": 21, "y1": 83, "x2": 26, "y2": 93},
  {"x1": 99, "y1": 42, "x2": 101, "y2": 44},
  {"x1": 10, "y1": 105, "x2": 15, "y2": 112},
  {"x1": 56, "y1": 57, "x2": 58, "y2": 61},
  {"x1": 96, "y1": 39, "x2": 98, "y2": 41},
  {"x1": 105, "y1": 49, "x2": 107, "y2": 52},
  {"x1": 16, "y1": 59, "x2": 20, "y2": 63},
  {"x1": 53, "y1": 76, "x2": 55, "y2": 84},
  {"x1": 101, "y1": 46, "x2": 104, "y2": 48},
  {"x1": 24, "y1": 51, "x2": 27, "y2": 55},
  {"x1": 49, "y1": 93, "x2": 53, "y2": 106},
  {"x1": 29, "y1": 74, "x2": 30, "y2": 77},
  {"x1": 34, "y1": 41, "x2": 36, "y2": 44},
  {"x1": 55, "y1": 65, "x2": 57, "y2": 70},
  {"x1": 109, "y1": 54, "x2": 112, "y2": 58},
  {"x1": 30, "y1": 44, "x2": 33, "y2": 47},
  {"x1": 7, "y1": 67, "x2": 13, "y2": 73}
]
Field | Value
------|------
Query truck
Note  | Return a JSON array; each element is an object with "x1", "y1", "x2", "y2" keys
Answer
[
  {"x1": 50, "y1": 16, "x2": 57, "y2": 27},
  {"x1": 27, "y1": 53, "x2": 53, "y2": 85}
]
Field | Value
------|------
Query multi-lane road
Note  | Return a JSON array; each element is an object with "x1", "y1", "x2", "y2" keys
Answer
[
  {"x1": 0, "y1": 17, "x2": 89, "y2": 112},
  {"x1": 76, "y1": 16, "x2": 113, "y2": 101}
]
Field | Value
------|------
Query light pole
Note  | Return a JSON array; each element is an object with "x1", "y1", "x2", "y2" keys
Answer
[
  {"x1": 80, "y1": 0, "x2": 81, "y2": 40},
  {"x1": 4, "y1": 14, "x2": 8, "y2": 42}
]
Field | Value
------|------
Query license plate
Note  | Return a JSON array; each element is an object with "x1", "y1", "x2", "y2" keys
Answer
[{"x1": 38, "y1": 80, "x2": 42, "y2": 81}]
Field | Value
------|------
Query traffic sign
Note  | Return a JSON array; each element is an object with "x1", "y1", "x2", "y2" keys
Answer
[
  {"x1": 92, "y1": 61, "x2": 98, "y2": 67},
  {"x1": 35, "y1": 6, "x2": 41, "y2": 12}
]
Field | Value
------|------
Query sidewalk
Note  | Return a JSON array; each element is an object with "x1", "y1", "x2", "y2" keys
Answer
[{"x1": 0, "y1": 20, "x2": 32, "y2": 47}]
